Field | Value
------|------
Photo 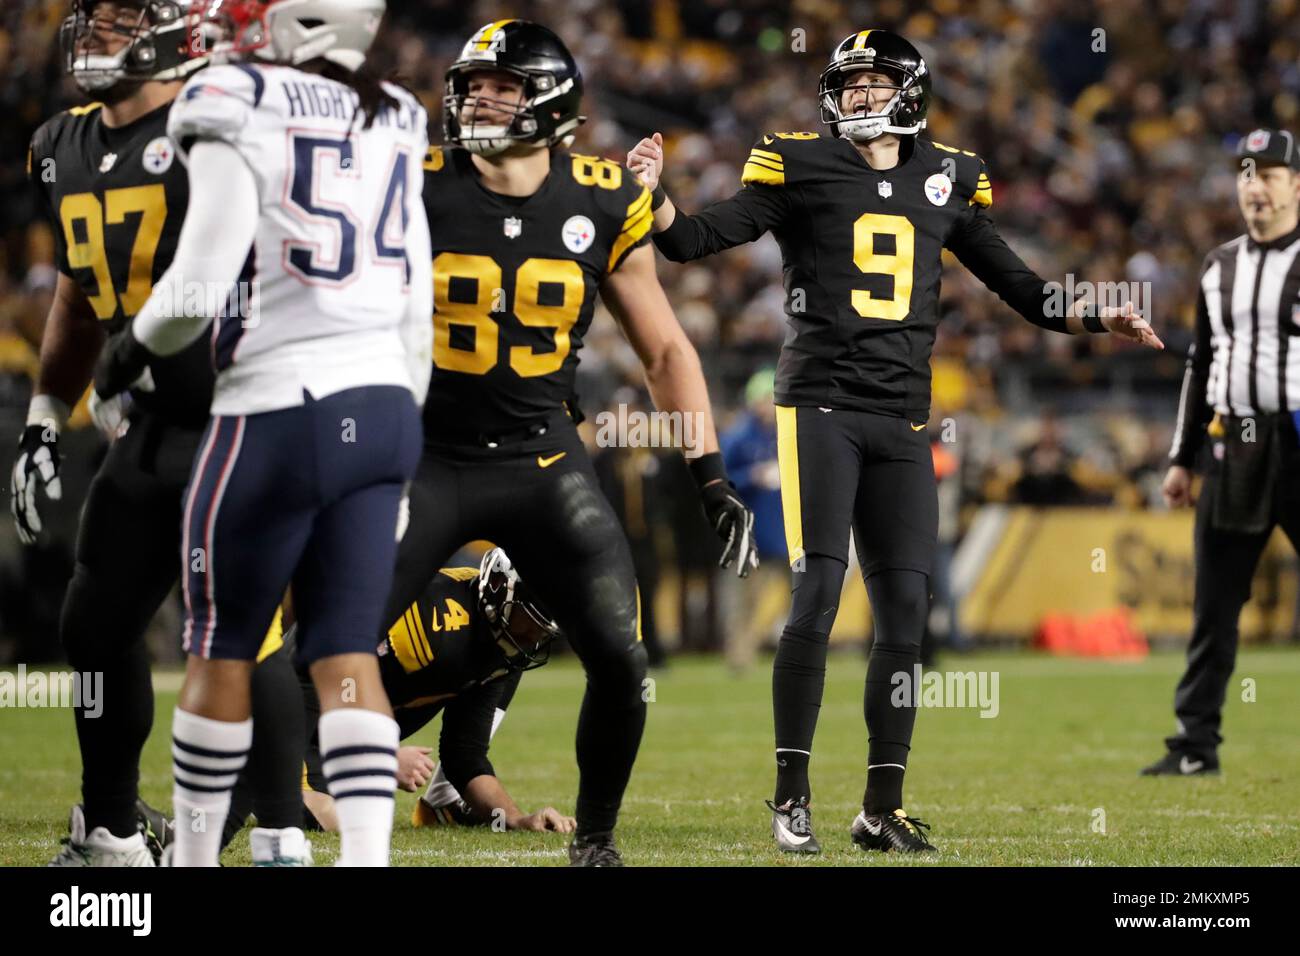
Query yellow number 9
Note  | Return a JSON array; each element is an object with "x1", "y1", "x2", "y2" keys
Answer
[{"x1": 852, "y1": 212, "x2": 914, "y2": 322}]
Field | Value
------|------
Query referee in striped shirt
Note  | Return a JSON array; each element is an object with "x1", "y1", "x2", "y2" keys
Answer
[{"x1": 1144, "y1": 128, "x2": 1300, "y2": 776}]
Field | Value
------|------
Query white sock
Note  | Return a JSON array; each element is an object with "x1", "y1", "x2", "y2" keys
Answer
[
  {"x1": 318, "y1": 708, "x2": 398, "y2": 867},
  {"x1": 171, "y1": 708, "x2": 251, "y2": 867}
]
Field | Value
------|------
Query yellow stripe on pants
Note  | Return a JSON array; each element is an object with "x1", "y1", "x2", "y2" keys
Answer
[{"x1": 775, "y1": 405, "x2": 805, "y2": 567}]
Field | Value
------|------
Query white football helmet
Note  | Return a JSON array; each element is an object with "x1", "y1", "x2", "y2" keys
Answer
[{"x1": 191, "y1": 0, "x2": 384, "y2": 71}]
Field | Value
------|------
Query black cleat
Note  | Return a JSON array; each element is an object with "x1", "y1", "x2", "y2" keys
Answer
[
  {"x1": 767, "y1": 796, "x2": 821, "y2": 854},
  {"x1": 1140, "y1": 751, "x2": 1220, "y2": 776},
  {"x1": 568, "y1": 832, "x2": 623, "y2": 867},
  {"x1": 850, "y1": 808, "x2": 936, "y2": 854},
  {"x1": 135, "y1": 798, "x2": 174, "y2": 865}
]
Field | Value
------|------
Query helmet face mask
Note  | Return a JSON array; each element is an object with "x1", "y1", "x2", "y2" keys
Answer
[
  {"x1": 819, "y1": 31, "x2": 930, "y2": 141},
  {"x1": 443, "y1": 20, "x2": 585, "y2": 155},
  {"x1": 477, "y1": 548, "x2": 561, "y2": 672},
  {"x1": 61, "y1": 0, "x2": 206, "y2": 94}
]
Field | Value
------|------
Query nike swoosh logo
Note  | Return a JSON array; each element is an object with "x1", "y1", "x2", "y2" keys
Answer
[
  {"x1": 763, "y1": 135, "x2": 774, "y2": 145},
  {"x1": 1179, "y1": 757, "x2": 1204, "y2": 774},
  {"x1": 910, "y1": 422, "x2": 927, "y2": 431},
  {"x1": 537, "y1": 452, "x2": 566, "y2": 469},
  {"x1": 773, "y1": 816, "x2": 810, "y2": 845},
  {"x1": 857, "y1": 813, "x2": 882, "y2": 836},
  {"x1": 818, "y1": 407, "x2": 832, "y2": 413}
]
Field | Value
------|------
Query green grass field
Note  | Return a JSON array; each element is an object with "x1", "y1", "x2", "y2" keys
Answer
[{"x1": 3, "y1": 648, "x2": 1298, "y2": 866}]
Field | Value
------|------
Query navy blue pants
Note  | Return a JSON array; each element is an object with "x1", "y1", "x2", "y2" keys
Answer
[{"x1": 181, "y1": 385, "x2": 420, "y2": 663}]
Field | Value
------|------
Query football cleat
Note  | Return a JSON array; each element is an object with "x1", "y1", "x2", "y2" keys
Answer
[
  {"x1": 411, "y1": 795, "x2": 480, "y2": 827},
  {"x1": 1140, "y1": 751, "x2": 1220, "y2": 776},
  {"x1": 850, "y1": 808, "x2": 936, "y2": 853},
  {"x1": 767, "y1": 796, "x2": 821, "y2": 854},
  {"x1": 135, "y1": 798, "x2": 174, "y2": 865},
  {"x1": 250, "y1": 827, "x2": 314, "y2": 866},
  {"x1": 568, "y1": 832, "x2": 623, "y2": 867},
  {"x1": 48, "y1": 805, "x2": 155, "y2": 867}
]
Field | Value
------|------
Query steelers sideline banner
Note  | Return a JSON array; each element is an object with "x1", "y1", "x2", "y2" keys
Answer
[{"x1": 953, "y1": 507, "x2": 1299, "y2": 642}]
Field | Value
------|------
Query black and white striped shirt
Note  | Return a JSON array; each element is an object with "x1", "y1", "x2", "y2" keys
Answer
[{"x1": 1170, "y1": 222, "x2": 1300, "y2": 466}]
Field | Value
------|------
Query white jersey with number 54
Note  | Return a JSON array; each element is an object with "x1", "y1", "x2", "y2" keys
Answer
[{"x1": 168, "y1": 63, "x2": 431, "y2": 415}]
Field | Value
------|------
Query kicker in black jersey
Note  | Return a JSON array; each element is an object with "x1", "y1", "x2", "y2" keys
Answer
[
  {"x1": 422, "y1": 146, "x2": 653, "y2": 435},
  {"x1": 29, "y1": 100, "x2": 212, "y2": 425},
  {"x1": 656, "y1": 131, "x2": 1057, "y2": 421}
]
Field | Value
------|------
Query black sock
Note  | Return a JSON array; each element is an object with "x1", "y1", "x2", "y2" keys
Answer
[
  {"x1": 77, "y1": 644, "x2": 155, "y2": 838},
  {"x1": 574, "y1": 646, "x2": 648, "y2": 837},
  {"x1": 245, "y1": 647, "x2": 307, "y2": 831},
  {"x1": 862, "y1": 570, "x2": 928, "y2": 813},
  {"x1": 772, "y1": 625, "x2": 831, "y2": 803}
]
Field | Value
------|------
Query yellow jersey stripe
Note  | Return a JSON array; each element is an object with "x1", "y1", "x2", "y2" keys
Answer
[
  {"x1": 775, "y1": 406, "x2": 805, "y2": 567},
  {"x1": 742, "y1": 161, "x2": 785, "y2": 186},
  {"x1": 607, "y1": 187, "x2": 653, "y2": 273},
  {"x1": 255, "y1": 607, "x2": 284, "y2": 663},
  {"x1": 745, "y1": 156, "x2": 784, "y2": 174},
  {"x1": 749, "y1": 147, "x2": 784, "y2": 165},
  {"x1": 68, "y1": 103, "x2": 104, "y2": 117},
  {"x1": 970, "y1": 184, "x2": 993, "y2": 207},
  {"x1": 409, "y1": 604, "x2": 432, "y2": 665},
  {"x1": 387, "y1": 609, "x2": 422, "y2": 673}
]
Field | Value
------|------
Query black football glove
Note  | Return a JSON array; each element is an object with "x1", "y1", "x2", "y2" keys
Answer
[
  {"x1": 690, "y1": 452, "x2": 760, "y2": 578},
  {"x1": 11, "y1": 421, "x2": 62, "y2": 545},
  {"x1": 93, "y1": 326, "x2": 153, "y2": 402}
]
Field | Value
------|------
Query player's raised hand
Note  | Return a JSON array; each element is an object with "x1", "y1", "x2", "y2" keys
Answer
[
  {"x1": 626, "y1": 132, "x2": 664, "y2": 191},
  {"x1": 1102, "y1": 300, "x2": 1164, "y2": 350}
]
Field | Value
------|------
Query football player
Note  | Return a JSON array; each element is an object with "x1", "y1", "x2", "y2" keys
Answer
[
  {"x1": 628, "y1": 29, "x2": 1164, "y2": 853},
  {"x1": 20, "y1": 0, "x2": 305, "y2": 867},
  {"x1": 394, "y1": 19, "x2": 758, "y2": 866},
  {"x1": 219, "y1": 549, "x2": 575, "y2": 862},
  {"x1": 94, "y1": 0, "x2": 432, "y2": 867}
]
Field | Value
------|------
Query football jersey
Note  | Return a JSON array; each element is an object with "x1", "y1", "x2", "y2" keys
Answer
[
  {"x1": 28, "y1": 101, "x2": 213, "y2": 426},
  {"x1": 167, "y1": 63, "x2": 430, "y2": 415},
  {"x1": 421, "y1": 147, "x2": 653, "y2": 436},
  {"x1": 656, "y1": 133, "x2": 1058, "y2": 421},
  {"x1": 377, "y1": 566, "x2": 520, "y2": 712}
]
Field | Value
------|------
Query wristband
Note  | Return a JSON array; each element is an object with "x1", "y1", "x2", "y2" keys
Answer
[
  {"x1": 1082, "y1": 312, "x2": 1107, "y2": 334},
  {"x1": 26, "y1": 394, "x2": 70, "y2": 431},
  {"x1": 687, "y1": 450, "x2": 727, "y2": 489},
  {"x1": 651, "y1": 184, "x2": 667, "y2": 211}
]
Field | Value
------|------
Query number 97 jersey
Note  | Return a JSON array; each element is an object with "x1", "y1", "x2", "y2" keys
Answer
[{"x1": 421, "y1": 147, "x2": 653, "y2": 437}]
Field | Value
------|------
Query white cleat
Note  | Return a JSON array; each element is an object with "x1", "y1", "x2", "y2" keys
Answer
[
  {"x1": 250, "y1": 826, "x2": 314, "y2": 866},
  {"x1": 48, "y1": 805, "x2": 155, "y2": 867}
]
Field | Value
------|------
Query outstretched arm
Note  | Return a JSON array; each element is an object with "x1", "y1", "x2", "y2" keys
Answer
[
  {"x1": 626, "y1": 132, "x2": 791, "y2": 262},
  {"x1": 947, "y1": 204, "x2": 1163, "y2": 348}
]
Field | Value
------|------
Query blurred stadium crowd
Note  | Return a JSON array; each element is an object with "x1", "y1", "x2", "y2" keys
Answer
[{"x1": 2, "y1": 0, "x2": 1298, "y2": 661}]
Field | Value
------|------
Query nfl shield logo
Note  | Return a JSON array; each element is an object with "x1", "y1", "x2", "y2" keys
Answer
[
  {"x1": 1246, "y1": 129, "x2": 1270, "y2": 151},
  {"x1": 99, "y1": 152, "x2": 117, "y2": 173},
  {"x1": 878, "y1": 181, "x2": 892, "y2": 199},
  {"x1": 503, "y1": 217, "x2": 522, "y2": 239}
]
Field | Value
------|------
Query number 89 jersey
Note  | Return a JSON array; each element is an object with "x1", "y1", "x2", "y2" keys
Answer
[{"x1": 421, "y1": 147, "x2": 653, "y2": 437}]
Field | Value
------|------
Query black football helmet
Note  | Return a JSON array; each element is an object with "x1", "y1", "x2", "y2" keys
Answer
[
  {"x1": 60, "y1": 1, "x2": 207, "y2": 94},
  {"x1": 443, "y1": 19, "x2": 585, "y2": 155},
  {"x1": 477, "y1": 548, "x2": 561, "y2": 672},
  {"x1": 818, "y1": 29, "x2": 930, "y2": 141}
]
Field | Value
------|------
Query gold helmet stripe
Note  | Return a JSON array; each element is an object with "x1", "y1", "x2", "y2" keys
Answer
[{"x1": 852, "y1": 29, "x2": 874, "y2": 50}]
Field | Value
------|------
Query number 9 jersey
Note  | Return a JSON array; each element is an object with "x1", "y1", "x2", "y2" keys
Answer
[
  {"x1": 654, "y1": 132, "x2": 1059, "y2": 423},
  {"x1": 421, "y1": 147, "x2": 653, "y2": 437}
]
